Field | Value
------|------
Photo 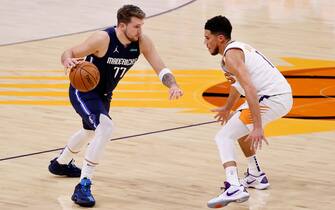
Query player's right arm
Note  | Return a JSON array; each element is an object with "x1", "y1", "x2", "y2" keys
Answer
[{"x1": 61, "y1": 31, "x2": 109, "y2": 74}]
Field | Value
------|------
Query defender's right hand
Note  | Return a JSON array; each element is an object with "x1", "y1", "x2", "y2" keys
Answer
[
  {"x1": 224, "y1": 72, "x2": 236, "y2": 84},
  {"x1": 211, "y1": 106, "x2": 232, "y2": 125}
]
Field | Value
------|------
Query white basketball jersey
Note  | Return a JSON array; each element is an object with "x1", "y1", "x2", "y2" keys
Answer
[{"x1": 222, "y1": 41, "x2": 291, "y2": 96}]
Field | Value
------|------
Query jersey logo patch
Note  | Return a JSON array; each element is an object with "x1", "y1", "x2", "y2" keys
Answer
[
  {"x1": 113, "y1": 46, "x2": 119, "y2": 53},
  {"x1": 130, "y1": 48, "x2": 138, "y2": 52}
]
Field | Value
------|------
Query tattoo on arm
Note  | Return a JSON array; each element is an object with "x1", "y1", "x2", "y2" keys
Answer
[{"x1": 162, "y1": 73, "x2": 177, "y2": 88}]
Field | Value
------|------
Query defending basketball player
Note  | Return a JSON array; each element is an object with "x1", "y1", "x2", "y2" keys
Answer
[
  {"x1": 47, "y1": 5, "x2": 183, "y2": 207},
  {"x1": 204, "y1": 16, "x2": 292, "y2": 208}
]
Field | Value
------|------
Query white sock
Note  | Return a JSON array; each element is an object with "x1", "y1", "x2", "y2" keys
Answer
[
  {"x1": 57, "y1": 128, "x2": 94, "y2": 164},
  {"x1": 80, "y1": 159, "x2": 96, "y2": 180},
  {"x1": 57, "y1": 147, "x2": 74, "y2": 164},
  {"x1": 225, "y1": 166, "x2": 240, "y2": 186},
  {"x1": 247, "y1": 155, "x2": 262, "y2": 176}
]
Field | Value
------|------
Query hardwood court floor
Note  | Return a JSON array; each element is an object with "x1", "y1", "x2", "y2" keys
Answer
[{"x1": 0, "y1": 0, "x2": 335, "y2": 209}]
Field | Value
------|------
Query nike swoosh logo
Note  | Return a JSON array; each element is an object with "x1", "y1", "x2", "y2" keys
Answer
[
  {"x1": 246, "y1": 180, "x2": 256, "y2": 185},
  {"x1": 226, "y1": 189, "x2": 240, "y2": 196}
]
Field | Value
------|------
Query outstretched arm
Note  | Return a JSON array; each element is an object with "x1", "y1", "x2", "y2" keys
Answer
[
  {"x1": 225, "y1": 49, "x2": 268, "y2": 150},
  {"x1": 140, "y1": 34, "x2": 183, "y2": 100}
]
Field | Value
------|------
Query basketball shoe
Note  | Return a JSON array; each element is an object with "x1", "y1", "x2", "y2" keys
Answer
[
  {"x1": 48, "y1": 157, "x2": 81, "y2": 177},
  {"x1": 71, "y1": 178, "x2": 95, "y2": 207},
  {"x1": 240, "y1": 169, "x2": 270, "y2": 190},
  {"x1": 207, "y1": 181, "x2": 249, "y2": 208}
]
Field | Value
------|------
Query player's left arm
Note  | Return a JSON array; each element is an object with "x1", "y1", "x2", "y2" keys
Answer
[
  {"x1": 140, "y1": 34, "x2": 183, "y2": 100},
  {"x1": 225, "y1": 49, "x2": 268, "y2": 150}
]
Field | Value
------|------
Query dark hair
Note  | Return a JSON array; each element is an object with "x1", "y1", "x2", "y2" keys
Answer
[
  {"x1": 204, "y1": 16, "x2": 232, "y2": 39},
  {"x1": 117, "y1": 5, "x2": 146, "y2": 25}
]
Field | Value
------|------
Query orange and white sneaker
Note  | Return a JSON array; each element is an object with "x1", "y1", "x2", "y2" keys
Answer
[
  {"x1": 207, "y1": 181, "x2": 249, "y2": 208},
  {"x1": 240, "y1": 169, "x2": 270, "y2": 190}
]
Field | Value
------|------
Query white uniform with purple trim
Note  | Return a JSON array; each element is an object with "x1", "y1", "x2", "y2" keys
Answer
[
  {"x1": 223, "y1": 41, "x2": 291, "y2": 96},
  {"x1": 221, "y1": 41, "x2": 293, "y2": 129},
  {"x1": 214, "y1": 41, "x2": 294, "y2": 165}
]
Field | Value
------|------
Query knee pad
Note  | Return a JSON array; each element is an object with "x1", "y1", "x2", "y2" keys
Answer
[
  {"x1": 214, "y1": 126, "x2": 237, "y2": 164},
  {"x1": 85, "y1": 115, "x2": 114, "y2": 164},
  {"x1": 215, "y1": 126, "x2": 233, "y2": 144},
  {"x1": 214, "y1": 113, "x2": 250, "y2": 164},
  {"x1": 95, "y1": 114, "x2": 114, "y2": 141},
  {"x1": 82, "y1": 128, "x2": 95, "y2": 139},
  {"x1": 67, "y1": 128, "x2": 95, "y2": 152}
]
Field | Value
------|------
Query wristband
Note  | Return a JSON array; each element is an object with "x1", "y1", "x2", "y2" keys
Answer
[{"x1": 158, "y1": 68, "x2": 172, "y2": 81}]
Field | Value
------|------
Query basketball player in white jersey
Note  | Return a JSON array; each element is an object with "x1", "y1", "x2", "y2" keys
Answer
[{"x1": 203, "y1": 16, "x2": 292, "y2": 208}]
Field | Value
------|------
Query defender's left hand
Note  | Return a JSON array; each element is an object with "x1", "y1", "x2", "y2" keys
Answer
[
  {"x1": 244, "y1": 128, "x2": 269, "y2": 151},
  {"x1": 169, "y1": 85, "x2": 183, "y2": 100}
]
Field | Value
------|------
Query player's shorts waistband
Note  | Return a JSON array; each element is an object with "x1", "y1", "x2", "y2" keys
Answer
[{"x1": 259, "y1": 92, "x2": 292, "y2": 102}]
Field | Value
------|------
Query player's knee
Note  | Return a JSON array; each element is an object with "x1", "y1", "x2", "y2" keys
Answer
[
  {"x1": 214, "y1": 132, "x2": 222, "y2": 144},
  {"x1": 215, "y1": 133, "x2": 229, "y2": 148},
  {"x1": 214, "y1": 126, "x2": 233, "y2": 144},
  {"x1": 98, "y1": 114, "x2": 114, "y2": 139},
  {"x1": 215, "y1": 130, "x2": 235, "y2": 163},
  {"x1": 82, "y1": 128, "x2": 94, "y2": 139}
]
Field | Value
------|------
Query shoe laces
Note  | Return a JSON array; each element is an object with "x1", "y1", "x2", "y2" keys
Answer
[
  {"x1": 82, "y1": 184, "x2": 92, "y2": 195},
  {"x1": 68, "y1": 160, "x2": 79, "y2": 170},
  {"x1": 218, "y1": 182, "x2": 230, "y2": 193},
  {"x1": 80, "y1": 179, "x2": 93, "y2": 195},
  {"x1": 219, "y1": 186, "x2": 225, "y2": 191},
  {"x1": 245, "y1": 168, "x2": 264, "y2": 178}
]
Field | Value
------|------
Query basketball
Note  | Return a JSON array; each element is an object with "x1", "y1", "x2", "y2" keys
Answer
[{"x1": 69, "y1": 61, "x2": 100, "y2": 92}]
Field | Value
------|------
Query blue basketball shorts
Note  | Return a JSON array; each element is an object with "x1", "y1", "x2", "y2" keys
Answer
[{"x1": 69, "y1": 85, "x2": 111, "y2": 130}]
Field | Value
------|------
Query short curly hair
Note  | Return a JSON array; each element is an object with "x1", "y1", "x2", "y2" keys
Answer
[{"x1": 205, "y1": 16, "x2": 232, "y2": 39}]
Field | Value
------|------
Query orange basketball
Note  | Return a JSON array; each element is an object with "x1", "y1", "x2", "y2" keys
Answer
[{"x1": 69, "y1": 61, "x2": 100, "y2": 92}]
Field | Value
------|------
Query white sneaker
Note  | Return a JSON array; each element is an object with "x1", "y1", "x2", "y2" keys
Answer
[
  {"x1": 240, "y1": 169, "x2": 270, "y2": 190},
  {"x1": 207, "y1": 181, "x2": 249, "y2": 208}
]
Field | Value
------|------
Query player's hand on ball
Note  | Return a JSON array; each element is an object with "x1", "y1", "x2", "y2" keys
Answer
[
  {"x1": 169, "y1": 85, "x2": 183, "y2": 100},
  {"x1": 63, "y1": 58, "x2": 84, "y2": 75}
]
